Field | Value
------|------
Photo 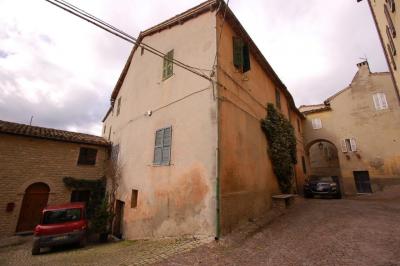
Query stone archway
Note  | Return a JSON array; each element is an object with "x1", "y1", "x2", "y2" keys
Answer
[
  {"x1": 305, "y1": 139, "x2": 342, "y2": 184},
  {"x1": 16, "y1": 182, "x2": 50, "y2": 233}
]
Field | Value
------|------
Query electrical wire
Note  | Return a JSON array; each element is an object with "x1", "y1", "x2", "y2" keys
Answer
[
  {"x1": 45, "y1": 0, "x2": 213, "y2": 81},
  {"x1": 211, "y1": 0, "x2": 230, "y2": 74}
]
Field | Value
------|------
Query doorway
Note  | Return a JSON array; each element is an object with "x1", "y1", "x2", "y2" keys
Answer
[
  {"x1": 113, "y1": 200, "x2": 124, "y2": 239},
  {"x1": 353, "y1": 171, "x2": 372, "y2": 193},
  {"x1": 16, "y1": 182, "x2": 50, "y2": 232}
]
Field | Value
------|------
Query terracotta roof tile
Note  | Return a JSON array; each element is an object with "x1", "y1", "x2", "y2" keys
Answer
[{"x1": 0, "y1": 120, "x2": 110, "y2": 146}]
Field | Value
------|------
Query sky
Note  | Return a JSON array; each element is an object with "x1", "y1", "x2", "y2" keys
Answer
[{"x1": 0, "y1": 0, "x2": 387, "y2": 135}]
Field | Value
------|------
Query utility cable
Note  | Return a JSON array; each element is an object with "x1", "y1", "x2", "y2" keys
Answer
[{"x1": 45, "y1": 0, "x2": 213, "y2": 81}]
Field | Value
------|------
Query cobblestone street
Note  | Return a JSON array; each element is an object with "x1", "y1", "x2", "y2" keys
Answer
[
  {"x1": 160, "y1": 186, "x2": 400, "y2": 266},
  {"x1": 1, "y1": 186, "x2": 400, "y2": 266}
]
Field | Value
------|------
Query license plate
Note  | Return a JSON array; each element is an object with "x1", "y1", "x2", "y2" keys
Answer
[
  {"x1": 317, "y1": 186, "x2": 324, "y2": 191},
  {"x1": 53, "y1": 235, "x2": 68, "y2": 241}
]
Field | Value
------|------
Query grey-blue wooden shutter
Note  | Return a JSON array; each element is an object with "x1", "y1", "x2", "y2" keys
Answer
[
  {"x1": 153, "y1": 129, "x2": 163, "y2": 164},
  {"x1": 162, "y1": 127, "x2": 172, "y2": 164}
]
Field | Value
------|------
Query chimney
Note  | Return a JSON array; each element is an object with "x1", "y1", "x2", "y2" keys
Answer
[{"x1": 356, "y1": 60, "x2": 370, "y2": 73}]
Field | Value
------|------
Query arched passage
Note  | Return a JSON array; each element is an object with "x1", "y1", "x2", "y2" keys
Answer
[
  {"x1": 16, "y1": 182, "x2": 50, "y2": 232},
  {"x1": 305, "y1": 139, "x2": 341, "y2": 178}
]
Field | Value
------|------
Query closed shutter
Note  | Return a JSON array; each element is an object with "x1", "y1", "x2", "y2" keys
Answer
[
  {"x1": 373, "y1": 94, "x2": 380, "y2": 110},
  {"x1": 341, "y1": 139, "x2": 348, "y2": 153},
  {"x1": 153, "y1": 129, "x2": 163, "y2": 164},
  {"x1": 380, "y1": 93, "x2": 388, "y2": 109},
  {"x1": 243, "y1": 44, "x2": 251, "y2": 72},
  {"x1": 350, "y1": 138, "x2": 357, "y2": 152},
  {"x1": 162, "y1": 50, "x2": 174, "y2": 79},
  {"x1": 162, "y1": 127, "x2": 172, "y2": 164},
  {"x1": 233, "y1": 37, "x2": 244, "y2": 69},
  {"x1": 153, "y1": 127, "x2": 172, "y2": 165}
]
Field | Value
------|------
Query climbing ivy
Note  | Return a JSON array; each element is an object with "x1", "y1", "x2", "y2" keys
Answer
[
  {"x1": 261, "y1": 103, "x2": 297, "y2": 193},
  {"x1": 63, "y1": 177, "x2": 106, "y2": 218}
]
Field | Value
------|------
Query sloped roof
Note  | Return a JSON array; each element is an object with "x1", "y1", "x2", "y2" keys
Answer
[
  {"x1": 0, "y1": 120, "x2": 110, "y2": 146},
  {"x1": 105, "y1": 0, "x2": 304, "y2": 120}
]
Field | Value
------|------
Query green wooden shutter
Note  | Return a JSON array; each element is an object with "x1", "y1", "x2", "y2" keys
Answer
[
  {"x1": 162, "y1": 50, "x2": 174, "y2": 80},
  {"x1": 243, "y1": 44, "x2": 251, "y2": 72},
  {"x1": 233, "y1": 37, "x2": 243, "y2": 69}
]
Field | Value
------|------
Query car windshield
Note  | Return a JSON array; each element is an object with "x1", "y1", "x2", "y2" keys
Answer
[
  {"x1": 42, "y1": 208, "x2": 81, "y2": 224},
  {"x1": 311, "y1": 176, "x2": 334, "y2": 183}
]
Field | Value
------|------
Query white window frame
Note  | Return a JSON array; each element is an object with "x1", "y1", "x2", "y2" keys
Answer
[
  {"x1": 373, "y1": 92, "x2": 388, "y2": 110},
  {"x1": 341, "y1": 138, "x2": 357, "y2": 153},
  {"x1": 311, "y1": 118, "x2": 322, "y2": 130}
]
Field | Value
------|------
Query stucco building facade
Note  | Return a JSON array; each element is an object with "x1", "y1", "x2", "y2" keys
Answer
[
  {"x1": 361, "y1": 0, "x2": 400, "y2": 101},
  {"x1": 103, "y1": 0, "x2": 306, "y2": 239},
  {"x1": 0, "y1": 120, "x2": 109, "y2": 239},
  {"x1": 300, "y1": 61, "x2": 400, "y2": 195}
]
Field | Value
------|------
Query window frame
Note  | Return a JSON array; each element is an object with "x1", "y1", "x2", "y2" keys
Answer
[
  {"x1": 162, "y1": 50, "x2": 174, "y2": 80},
  {"x1": 233, "y1": 36, "x2": 251, "y2": 73},
  {"x1": 373, "y1": 92, "x2": 389, "y2": 110},
  {"x1": 153, "y1": 126, "x2": 172, "y2": 166},
  {"x1": 341, "y1": 138, "x2": 357, "y2": 153},
  {"x1": 77, "y1": 147, "x2": 98, "y2": 166},
  {"x1": 311, "y1": 118, "x2": 322, "y2": 130}
]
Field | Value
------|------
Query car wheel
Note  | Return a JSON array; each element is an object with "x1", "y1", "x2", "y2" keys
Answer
[
  {"x1": 304, "y1": 191, "x2": 313, "y2": 198},
  {"x1": 31, "y1": 241, "x2": 40, "y2": 255},
  {"x1": 78, "y1": 237, "x2": 87, "y2": 248},
  {"x1": 335, "y1": 193, "x2": 342, "y2": 199}
]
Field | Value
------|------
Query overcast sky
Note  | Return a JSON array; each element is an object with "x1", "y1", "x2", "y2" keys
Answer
[{"x1": 0, "y1": 0, "x2": 387, "y2": 135}]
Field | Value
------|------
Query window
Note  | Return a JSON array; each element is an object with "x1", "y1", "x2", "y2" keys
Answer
[
  {"x1": 386, "y1": 26, "x2": 397, "y2": 56},
  {"x1": 108, "y1": 126, "x2": 112, "y2": 140},
  {"x1": 387, "y1": 0, "x2": 395, "y2": 12},
  {"x1": 384, "y1": 3, "x2": 396, "y2": 38},
  {"x1": 71, "y1": 190, "x2": 91, "y2": 203},
  {"x1": 162, "y1": 50, "x2": 174, "y2": 80},
  {"x1": 275, "y1": 88, "x2": 281, "y2": 110},
  {"x1": 311, "y1": 118, "x2": 322, "y2": 129},
  {"x1": 233, "y1": 37, "x2": 251, "y2": 73},
  {"x1": 341, "y1": 138, "x2": 357, "y2": 153},
  {"x1": 153, "y1": 127, "x2": 172, "y2": 165},
  {"x1": 373, "y1": 93, "x2": 388, "y2": 110},
  {"x1": 131, "y1": 189, "x2": 138, "y2": 208},
  {"x1": 42, "y1": 208, "x2": 81, "y2": 225},
  {"x1": 77, "y1": 147, "x2": 97, "y2": 165},
  {"x1": 117, "y1": 97, "x2": 122, "y2": 116},
  {"x1": 103, "y1": 125, "x2": 106, "y2": 134},
  {"x1": 301, "y1": 156, "x2": 307, "y2": 174},
  {"x1": 387, "y1": 44, "x2": 397, "y2": 70},
  {"x1": 141, "y1": 46, "x2": 145, "y2": 55}
]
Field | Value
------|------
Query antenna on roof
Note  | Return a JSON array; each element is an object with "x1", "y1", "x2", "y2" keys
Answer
[{"x1": 29, "y1": 116, "x2": 34, "y2": 126}]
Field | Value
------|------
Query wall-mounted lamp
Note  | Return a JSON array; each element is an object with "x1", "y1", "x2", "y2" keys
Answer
[{"x1": 318, "y1": 142, "x2": 324, "y2": 150}]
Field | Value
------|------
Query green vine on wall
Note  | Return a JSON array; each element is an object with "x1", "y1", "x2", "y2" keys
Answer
[
  {"x1": 261, "y1": 103, "x2": 297, "y2": 193},
  {"x1": 63, "y1": 177, "x2": 106, "y2": 218}
]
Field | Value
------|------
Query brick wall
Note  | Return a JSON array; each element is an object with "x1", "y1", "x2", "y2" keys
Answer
[{"x1": 0, "y1": 133, "x2": 108, "y2": 238}]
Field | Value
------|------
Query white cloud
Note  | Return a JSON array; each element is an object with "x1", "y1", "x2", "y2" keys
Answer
[{"x1": 0, "y1": 0, "x2": 387, "y2": 135}]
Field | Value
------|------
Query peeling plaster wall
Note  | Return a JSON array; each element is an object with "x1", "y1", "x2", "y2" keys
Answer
[
  {"x1": 216, "y1": 14, "x2": 306, "y2": 234},
  {"x1": 303, "y1": 64, "x2": 400, "y2": 194},
  {"x1": 103, "y1": 12, "x2": 217, "y2": 239}
]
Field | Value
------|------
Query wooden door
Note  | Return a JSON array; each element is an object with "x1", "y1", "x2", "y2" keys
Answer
[
  {"x1": 353, "y1": 171, "x2": 372, "y2": 193},
  {"x1": 113, "y1": 200, "x2": 124, "y2": 239},
  {"x1": 16, "y1": 183, "x2": 50, "y2": 232}
]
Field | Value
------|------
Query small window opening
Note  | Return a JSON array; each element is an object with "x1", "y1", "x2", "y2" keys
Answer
[{"x1": 131, "y1": 189, "x2": 138, "y2": 208}]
